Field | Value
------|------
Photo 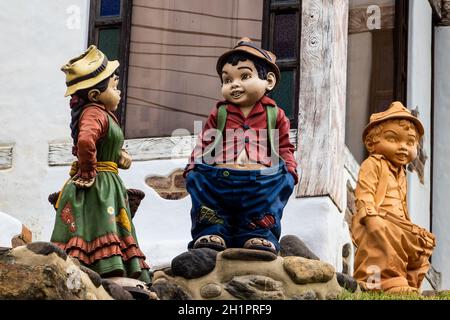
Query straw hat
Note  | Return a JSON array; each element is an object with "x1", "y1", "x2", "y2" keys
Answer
[
  {"x1": 216, "y1": 37, "x2": 281, "y2": 83},
  {"x1": 362, "y1": 101, "x2": 424, "y2": 142},
  {"x1": 61, "y1": 45, "x2": 119, "y2": 97}
]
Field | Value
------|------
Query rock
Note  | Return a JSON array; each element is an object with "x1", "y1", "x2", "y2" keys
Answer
[
  {"x1": 26, "y1": 242, "x2": 67, "y2": 261},
  {"x1": 80, "y1": 266, "x2": 102, "y2": 288},
  {"x1": 342, "y1": 260, "x2": 349, "y2": 275},
  {"x1": 336, "y1": 272, "x2": 358, "y2": 293},
  {"x1": 152, "y1": 251, "x2": 343, "y2": 300},
  {"x1": 200, "y1": 283, "x2": 222, "y2": 298},
  {"x1": 222, "y1": 248, "x2": 277, "y2": 261},
  {"x1": 171, "y1": 248, "x2": 218, "y2": 279},
  {"x1": 225, "y1": 275, "x2": 285, "y2": 300},
  {"x1": 151, "y1": 278, "x2": 192, "y2": 300},
  {"x1": 342, "y1": 243, "x2": 351, "y2": 258},
  {"x1": 101, "y1": 279, "x2": 134, "y2": 300},
  {"x1": 292, "y1": 291, "x2": 317, "y2": 300},
  {"x1": 0, "y1": 243, "x2": 112, "y2": 300},
  {"x1": 283, "y1": 256, "x2": 334, "y2": 284},
  {"x1": 106, "y1": 276, "x2": 157, "y2": 300},
  {"x1": 280, "y1": 235, "x2": 319, "y2": 260}
]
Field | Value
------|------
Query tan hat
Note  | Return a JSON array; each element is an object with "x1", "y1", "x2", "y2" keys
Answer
[
  {"x1": 216, "y1": 37, "x2": 281, "y2": 83},
  {"x1": 61, "y1": 45, "x2": 120, "y2": 97},
  {"x1": 362, "y1": 101, "x2": 424, "y2": 142}
]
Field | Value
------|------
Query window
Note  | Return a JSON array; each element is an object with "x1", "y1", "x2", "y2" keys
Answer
[
  {"x1": 88, "y1": 0, "x2": 132, "y2": 128},
  {"x1": 262, "y1": 0, "x2": 301, "y2": 128},
  {"x1": 345, "y1": 0, "x2": 409, "y2": 163},
  {"x1": 88, "y1": 0, "x2": 301, "y2": 138},
  {"x1": 124, "y1": 1, "x2": 265, "y2": 138}
]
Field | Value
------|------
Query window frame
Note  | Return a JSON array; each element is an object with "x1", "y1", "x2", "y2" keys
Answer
[
  {"x1": 345, "y1": 0, "x2": 410, "y2": 175},
  {"x1": 88, "y1": 0, "x2": 132, "y2": 130},
  {"x1": 262, "y1": 0, "x2": 301, "y2": 129}
]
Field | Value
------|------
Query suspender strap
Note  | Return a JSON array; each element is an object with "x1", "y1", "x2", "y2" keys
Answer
[{"x1": 200, "y1": 103, "x2": 280, "y2": 160}]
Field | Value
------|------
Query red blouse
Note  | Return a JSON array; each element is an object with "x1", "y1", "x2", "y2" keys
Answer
[{"x1": 72, "y1": 103, "x2": 119, "y2": 179}]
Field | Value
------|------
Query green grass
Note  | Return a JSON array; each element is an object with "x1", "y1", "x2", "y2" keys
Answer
[{"x1": 338, "y1": 290, "x2": 450, "y2": 300}]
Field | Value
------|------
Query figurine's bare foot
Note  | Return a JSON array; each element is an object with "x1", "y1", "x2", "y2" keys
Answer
[
  {"x1": 193, "y1": 235, "x2": 226, "y2": 251},
  {"x1": 385, "y1": 286, "x2": 419, "y2": 295},
  {"x1": 118, "y1": 149, "x2": 132, "y2": 169},
  {"x1": 72, "y1": 175, "x2": 95, "y2": 188},
  {"x1": 243, "y1": 238, "x2": 277, "y2": 254}
]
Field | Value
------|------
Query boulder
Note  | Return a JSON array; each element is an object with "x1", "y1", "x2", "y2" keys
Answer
[
  {"x1": 0, "y1": 243, "x2": 112, "y2": 300},
  {"x1": 152, "y1": 248, "x2": 342, "y2": 300},
  {"x1": 280, "y1": 235, "x2": 320, "y2": 260}
]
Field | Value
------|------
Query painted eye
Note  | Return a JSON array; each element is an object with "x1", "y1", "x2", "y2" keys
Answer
[
  {"x1": 224, "y1": 79, "x2": 232, "y2": 84},
  {"x1": 242, "y1": 74, "x2": 250, "y2": 80}
]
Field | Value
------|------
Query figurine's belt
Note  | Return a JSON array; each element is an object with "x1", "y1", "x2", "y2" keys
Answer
[{"x1": 69, "y1": 161, "x2": 119, "y2": 177}]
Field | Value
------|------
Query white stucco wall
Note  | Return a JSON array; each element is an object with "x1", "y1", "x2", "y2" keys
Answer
[
  {"x1": 0, "y1": 211, "x2": 22, "y2": 248},
  {"x1": 432, "y1": 26, "x2": 450, "y2": 290},
  {"x1": 0, "y1": 0, "x2": 89, "y2": 237},
  {"x1": 406, "y1": 1, "x2": 432, "y2": 231}
]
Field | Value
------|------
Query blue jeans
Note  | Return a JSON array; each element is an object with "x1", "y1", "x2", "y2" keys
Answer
[{"x1": 185, "y1": 162, "x2": 295, "y2": 252}]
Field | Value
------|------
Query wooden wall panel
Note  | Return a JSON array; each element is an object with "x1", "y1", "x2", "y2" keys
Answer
[
  {"x1": 442, "y1": 0, "x2": 450, "y2": 25},
  {"x1": 297, "y1": 0, "x2": 349, "y2": 211},
  {"x1": 126, "y1": 0, "x2": 263, "y2": 138}
]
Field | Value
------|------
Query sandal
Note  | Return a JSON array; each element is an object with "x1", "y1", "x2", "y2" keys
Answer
[
  {"x1": 243, "y1": 238, "x2": 277, "y2": 254},
  {"x1": 193, "y1": 235, "x2": 227, "y2": 251}
]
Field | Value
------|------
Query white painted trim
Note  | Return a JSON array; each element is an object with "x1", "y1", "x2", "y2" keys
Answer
[{"x1": 48, "y1": 130, "x2": 298, "y2": 166}]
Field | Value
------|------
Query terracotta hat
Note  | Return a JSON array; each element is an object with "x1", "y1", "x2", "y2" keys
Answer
[
  {"x1": 363, "y1": 101, "x2": 424, "y2": 142},
  {"x1": 61, "y1": 45, "x2": 120, "y2": 97},
  {"x1": 216, "y1": 37, "x2": 281, "y2": 83}
]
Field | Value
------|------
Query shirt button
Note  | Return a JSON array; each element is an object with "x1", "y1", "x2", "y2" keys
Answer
[
  {"x1": 244, "y1": 137, "x2": 250, "y2": 143},
  {"x1": 243, "y1": 124, "x2": 250, "y2": 130},
  {"x1": 223, "y1": 171, "x2": 230, "y2": 177}
]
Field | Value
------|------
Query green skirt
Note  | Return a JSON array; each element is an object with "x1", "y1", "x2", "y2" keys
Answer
[{"x1": 51, "y1": 171, "x2": 150, "y2": 283}]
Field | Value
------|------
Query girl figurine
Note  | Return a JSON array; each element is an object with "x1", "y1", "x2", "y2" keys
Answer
[{"x1": 51, "y1": 45, "x2": 150, "y2": 283}]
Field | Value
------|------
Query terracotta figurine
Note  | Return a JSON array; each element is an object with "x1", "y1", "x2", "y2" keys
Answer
[
  {"x1": 184, "y1": 37, "x2": 298, "y2": 254},
  {"x1": 352, "y1": 101, "x2": 436, "y2": 294},
  {"x1": 50, "y1": 45, "x2": 150, "y2": 283}
]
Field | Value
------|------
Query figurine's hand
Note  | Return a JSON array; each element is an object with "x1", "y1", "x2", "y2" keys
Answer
[
  {"x1": 363, "y1": 215, "x2": 385, "y2": 234},
  {"x1": 119, "y1": 149, "x2": 132, "y2": 169},
  {"x1": 72, "y1": 174, "x2": 95, "y2": 188}
]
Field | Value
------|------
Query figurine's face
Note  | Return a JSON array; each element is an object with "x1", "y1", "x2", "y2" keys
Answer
[
  {"x1": 372, "y1": 121, "x2": 418, "y2": 167},
  {"x1": 97, "y1": 75, "x2": 121, "y2": 112},
  {"x1": 221, "y1": 60, "x2": 275, "y2": 108}
]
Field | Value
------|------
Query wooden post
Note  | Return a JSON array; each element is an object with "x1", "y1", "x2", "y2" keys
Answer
[
  {"x1": 442, "y1": 0, "x2": 450, "y2": 25},
  {"x1": 296, "y1": 0, "x2": 349, "y2": 211}
]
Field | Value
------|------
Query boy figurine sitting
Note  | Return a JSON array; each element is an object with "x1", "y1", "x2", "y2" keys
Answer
[
  {"x1": 352, "y1": 101, "x2": 436, "y2": 294},
  {"x1": 183, "y1": 37, "x2": 298, "y2": 254}
]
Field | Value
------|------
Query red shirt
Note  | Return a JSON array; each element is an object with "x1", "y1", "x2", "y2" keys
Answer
[{"x1": 185, "y1": 96, "x2": 298, "y2": 184}]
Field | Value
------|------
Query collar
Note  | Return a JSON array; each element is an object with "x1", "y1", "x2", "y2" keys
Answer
[
  {"x1": 85, "y1": 103, "x2": 119, "y2": 124},
  {"x1": 371, "y1": 154, "x2": 404, "y2": 175}
]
